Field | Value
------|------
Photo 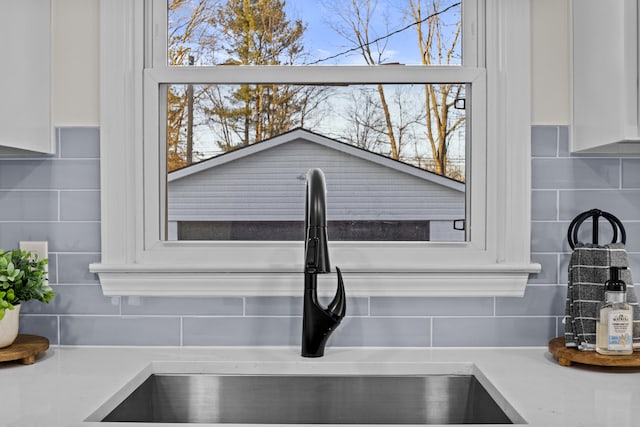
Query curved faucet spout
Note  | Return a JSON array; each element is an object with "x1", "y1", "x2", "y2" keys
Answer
[
  {"x1": 327, "y1": 267, "x2": 346, "y2": 319},
  {"x1": 302, "y1": 168, "x2": 346, "y2": 358},
  {"x1": 305, "y1": 168, "x2": 327, "y2": 229}
]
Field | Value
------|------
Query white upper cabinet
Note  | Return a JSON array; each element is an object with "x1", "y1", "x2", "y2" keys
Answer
[
  {"x1": 0, "y1": 1, "x2": 54, "y2": 155},
  {"x1": 572, "y1": 0, "x2": 640, "y2": 153}
]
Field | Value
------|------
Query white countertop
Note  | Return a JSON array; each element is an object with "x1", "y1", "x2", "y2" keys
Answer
[{"x1": 1, "y1": 345, "x2": 639, "y2": 427}]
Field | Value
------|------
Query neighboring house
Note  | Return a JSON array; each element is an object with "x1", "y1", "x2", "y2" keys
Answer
[{"x1": 167, "y1": 128, "x2": 465, "y2": 242}]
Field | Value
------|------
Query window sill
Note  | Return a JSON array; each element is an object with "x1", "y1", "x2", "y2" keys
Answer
[{"x1": 91, "y1": 263, "x2": 540, "y2": 297}]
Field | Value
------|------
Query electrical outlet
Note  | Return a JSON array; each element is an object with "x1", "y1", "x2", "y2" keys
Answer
[
  {"x1": 19, "y1": 241, "x2": 48, "y2": 261},
  {"x1": 19, "y1": 241, "x2": 49, "y2": 285}
]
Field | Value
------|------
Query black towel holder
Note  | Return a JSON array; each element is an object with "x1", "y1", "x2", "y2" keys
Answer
[{"x1": 567, "y1": 209, "x2": 626, "y2": 249}]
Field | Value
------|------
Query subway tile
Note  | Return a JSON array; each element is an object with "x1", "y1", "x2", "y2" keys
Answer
[
  {"x1": 559, "y1": 135, "x2": 610, "y2": 159},
  {"x1": 20, "y1": 285, "x2": 119, "y2": 315},
  {"x1": 527, "y1": 253, "x2": 558, "y2": 284},
  {"x1": 623, "y1": 223, "x2": 640, "y2": 252},
  {"x1": 47, "y1": 254, "x2": 57, "y2": 284},
  {"x1": 559, "y1": 190, "x2": 640, "y2": 221},
  {"x1": 245, "y1": 297, "x2": 302, "y2": 316},
  {"x1": 57, "y1": 253, "x2": 101, "y2": 283},
  {"x1": 557, "y1": 126, "x2": 570, "y2": 157},
  {"x1": 60, "y1": 316, "x2": 181, "y2": 345},
  {"x1": 531, "y1": 190, "x2": 557, "y2": 220},
  {"x1": 622, "y1": 159, "x2": 640, "y2": 188},
  {"x1": 370, "y1": 297, "x2": 492, "y2": 317},
  {"x1": 184, "y1": 314, "x2": 431, "y2": 347},
  {"x1": 555, "y1": 317, "x2": 565, "y2": 338},
  {"x1": 183, "y1": 316, "x2": 299, "y2": 346},
  {"x1": 1, "y1": 124, "x2": 633, "y2": 348},
  {"x1": 0, "y1": 191, "x2": 58, "y2": 221},
  {"x1": 245, "y1": 296, "x2": 368, "y2": 316},
  {"x1": 531, "y1": 221, "x2": 570, "y2": 253},
  {"x1": 19, "y1": 315, "x2": 59, "y2": 345},
  {"x1": 558, "y1": 253, "x2": 570, "y2": 285},
  {"x1": 432, "y1": 316, "x2": 556, "y2": 346},
  {"x1": 0, "y1": 159, "x2": 99, "y2": 190},
  {"x1": 629, "y1": 253, "x2": 640, "y2": 280},
  {"x1": 329, "y1": 317, "x2": 430, "y2": 347},
  {"x1": 531, "y1": 126, "x2": 558, "y2": 157},
  {"x1": 122, "y1": 296, "x2": 243, "y2": 316},
  {"x1": 557, "y1": 130, "x2": 610, "y2": 158},
  {"x1": 59, "y1": 128, "x2": 100, "y2": 158},
  {"x1": 60, "y1": 190, "x2": 100, "y2": 221},
  {"x1": 532, "y1": 158, "x2": 620, "y2": 189},
  {"x1": 496, "y1": 285, "x2": 565, "y2": 316},
  {"x1": 0, "y1": 222, "x2": 100, "y2": 253},
  {"x1": 339, "y1": 297, "x2": 369, "y2": 316},
  {"x1": 54, "y1": 128, "x2": 62, "y2": 156}
]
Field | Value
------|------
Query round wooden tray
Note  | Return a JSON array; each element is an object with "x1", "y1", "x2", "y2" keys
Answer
[
  {"x1": 0, "y1": 334, "x2": 49, "y2": 365},
  {"x1": 549, "y1": 337, "x2": 640, "y2": 367}
]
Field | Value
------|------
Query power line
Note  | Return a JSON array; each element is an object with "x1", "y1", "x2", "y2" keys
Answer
[{"x1": 306, "y1": 2, "x2": 461, "y2": 65}]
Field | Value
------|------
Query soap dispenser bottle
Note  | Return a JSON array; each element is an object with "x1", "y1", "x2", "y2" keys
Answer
[{"x1": 596, "y1": 267, "x2": 633, "y2": 355}]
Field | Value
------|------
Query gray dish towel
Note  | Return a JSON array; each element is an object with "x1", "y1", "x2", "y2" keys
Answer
[{"x1": 564, "y1": 243, "x2": 640, "y2": 350}]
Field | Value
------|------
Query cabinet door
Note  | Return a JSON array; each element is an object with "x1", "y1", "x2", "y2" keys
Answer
[{"x1": 0, "y1": 0, "x2": 53, "y2": 154}]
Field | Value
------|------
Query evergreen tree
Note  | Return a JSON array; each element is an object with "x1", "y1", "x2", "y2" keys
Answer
[{"x1": 206, "y1": 0, "x2": 311, "y2": 149}]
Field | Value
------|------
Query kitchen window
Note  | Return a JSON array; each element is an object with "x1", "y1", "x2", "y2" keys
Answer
[
  {"x1": 91, "y1": 0, "x2": 539, "y2": 296},
  {"x1": 163, "y1": 0, "x2": 471, "y2": 244}
]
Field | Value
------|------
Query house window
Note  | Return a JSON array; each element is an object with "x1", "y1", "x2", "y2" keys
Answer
[{"x1": 92, "y1": 0, "x2": 539, "y2": 296}]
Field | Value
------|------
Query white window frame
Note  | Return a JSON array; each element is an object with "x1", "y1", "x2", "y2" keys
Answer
[{"x1": 91, "y1": 0, "x2": 539, "y2": 297}]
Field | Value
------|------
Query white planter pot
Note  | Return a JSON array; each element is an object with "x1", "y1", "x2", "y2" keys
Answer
[{"x1": 0, "y1": 304, "x2": 21, "y2": 348}]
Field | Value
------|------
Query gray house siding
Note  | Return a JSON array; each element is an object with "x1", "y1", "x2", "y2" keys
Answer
[{"x1": 168, "y1": 130, "x2": 465, "y2": 241}]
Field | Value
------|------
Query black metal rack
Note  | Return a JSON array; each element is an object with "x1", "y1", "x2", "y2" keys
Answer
[{"x1": 567, "y1": 208, "x2": 626, "y2": 249}]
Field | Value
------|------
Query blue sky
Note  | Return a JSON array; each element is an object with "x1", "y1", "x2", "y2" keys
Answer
[
  {"x1": 284, "y1": 0, "x2": 460, "y2": 65},
  {"x1": 168, "y1": 0, "x2": 461, "y2": 66},
  {"x1": 286, "y1": 0, "x2": 413, "y2": 65}
]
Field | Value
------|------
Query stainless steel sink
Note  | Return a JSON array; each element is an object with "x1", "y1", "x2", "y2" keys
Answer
[{"x1": 96, "y1": 374, "x2": 519, "y2": 424}]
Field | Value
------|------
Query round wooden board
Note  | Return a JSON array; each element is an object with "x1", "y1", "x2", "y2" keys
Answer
[
  {"x1": 548, "y1": 337, "x2": 640, "y2": 367},
  {"x1": 0, "y1": 334, "x2": 49, "y2": 365}
]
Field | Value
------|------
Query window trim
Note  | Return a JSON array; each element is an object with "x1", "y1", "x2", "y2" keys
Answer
[{"x1": 91, "y1": 0, "x2": 539, "y2": 297}]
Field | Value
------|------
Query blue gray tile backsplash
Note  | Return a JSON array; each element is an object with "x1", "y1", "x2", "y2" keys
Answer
[{"x1": 2, "y1": 126, "x2": 638, "y2": 347}]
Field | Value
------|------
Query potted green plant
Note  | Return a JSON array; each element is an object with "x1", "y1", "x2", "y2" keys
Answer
[{"x1": 0, "y1": 249, "x2": 55, "y2": 348}]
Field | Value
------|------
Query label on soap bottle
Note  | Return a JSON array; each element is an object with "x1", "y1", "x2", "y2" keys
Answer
[{"x1": 607, "y1": 309, "x2": 632, "y2": 350}]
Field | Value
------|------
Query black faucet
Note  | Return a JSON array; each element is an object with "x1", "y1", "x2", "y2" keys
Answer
[{"x1": 302, "y1": 168, "x2": 346, "y2": 357}]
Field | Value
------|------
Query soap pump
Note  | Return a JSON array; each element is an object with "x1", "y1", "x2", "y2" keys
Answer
[{"x1": 596, "y1": 267, "x2": 633, "y2": 355}]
